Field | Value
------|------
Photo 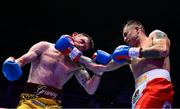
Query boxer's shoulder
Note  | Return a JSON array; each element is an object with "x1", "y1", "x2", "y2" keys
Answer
[
  {"x1": 36, "y1": 41, "x2": 51, "y2": 48},
  {"x1": 37, "y1": 41, "x2": 51, "y2": 46},
  {"x1": 149, "y1": 30, "x2": 167, "y2": 39},
  {"x1": 29, "y1": 41, "x2": 51, "y2": 54}
]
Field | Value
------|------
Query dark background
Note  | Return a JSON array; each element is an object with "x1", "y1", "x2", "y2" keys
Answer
[{"x1": 0, "y1": 0, "x2": 179, "y2": 108}]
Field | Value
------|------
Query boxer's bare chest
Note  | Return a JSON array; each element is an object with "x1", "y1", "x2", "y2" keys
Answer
[
  {"x1": 40, "y1": 46, "x2": 80, "y2": 73},
  {"x1": 29, "y1": 44, "x2": 82, "y2": 88},
  {"x1": 130, "y1": 38, "x2": 165, "y2": 76}
]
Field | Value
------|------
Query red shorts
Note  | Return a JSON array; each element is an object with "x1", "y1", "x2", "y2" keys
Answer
[{"x1": 132, "y1": 69, "x2": 174, "y2": 108}]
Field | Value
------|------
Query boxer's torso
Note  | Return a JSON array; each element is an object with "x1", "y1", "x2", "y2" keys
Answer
[
  {"x1": 130, "y1": 37, "x2": 170, "y2": 78},
  {"x1": 27, "y1": 43, "x2": 81, "y2": 90}
]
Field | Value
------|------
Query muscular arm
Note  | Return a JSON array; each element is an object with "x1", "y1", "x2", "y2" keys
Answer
[
  {"x1": 75, "y1": 68, "x2": 102, "y2": 95},
  {"x1": 79, "y1": 55, "x2": 128, "y2": 73},
  {"x1": 104, "y1": 59, "x2": 130, "y2": 71},
  {"x1": 140, "y1": 30, "x2": 170, "y2": 58},
  {"x1": 15, "y1": 41, "x2": 49, "y2": 67}
]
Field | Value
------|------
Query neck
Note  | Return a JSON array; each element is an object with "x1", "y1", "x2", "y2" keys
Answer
[{"x1": 138, "y1": 34, "x2": 148, "y2": 47}]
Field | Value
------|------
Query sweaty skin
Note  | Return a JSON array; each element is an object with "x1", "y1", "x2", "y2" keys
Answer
[
  {"x1": 80, "y1": 29, "x2": 171, "y2": 80},
  {"x1": 14, "y1": 35, "x2": 102, "y2": 95},
  {"x1": 111, "y1": 28, "x2": 170, "y2": 80},
  {"x1": 76, "y1": 23, "x2": 173, "y2": 108},
  {"x1": 129, "y1": 30, "x2": 170, "y2": 78},
  {"x1": 16, "y1": 42, "x2": 78, "y2": 89}
]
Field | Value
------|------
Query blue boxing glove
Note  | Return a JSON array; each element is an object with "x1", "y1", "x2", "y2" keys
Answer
[
  {"x1": 112, "y1": 45, "x2": 129, "y2": 64},
  {"x1": 2, "y1": 57, "x2": 23, "y2": 81},
  {"x1": 92, "y1": 50, "x2": 112, "y2": 65},
  {"x1": 112, "y1": 45, "x2": 141, "y2": 64},
  {"x1": 55, "y1": 35, "x2": 82, "y2": 62},
  {"x1": 55, "y1": 35, "x2": 74, "y2": 54}
]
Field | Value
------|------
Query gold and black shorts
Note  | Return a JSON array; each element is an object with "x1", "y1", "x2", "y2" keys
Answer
[{"x1": 17, "y1": 82, "x2": 62, "y2": 109}]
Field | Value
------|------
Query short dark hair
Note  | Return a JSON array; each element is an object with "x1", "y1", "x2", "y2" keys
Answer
[
  {"x1": 123, "y1": 20, "x2": 145, "y2": 33},
  {"x1": 79, "y1": 33, "x2": 94, "y2": 50}
]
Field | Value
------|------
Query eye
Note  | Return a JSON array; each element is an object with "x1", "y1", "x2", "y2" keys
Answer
[
  {"x1": 80, "y1": 39, "x2": 85, "y2": 44},
  {"x1": 123, "y1": 32, "x2": 127, "y2": 37}
]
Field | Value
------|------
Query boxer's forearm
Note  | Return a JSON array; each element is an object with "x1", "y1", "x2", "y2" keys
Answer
[
  {"x1": 104, "y1": 60, "x2": 128, "y2": 72},
  {"x1": 79, "y1": 56, "x2": 93, "y2": 64},
  {"x1": 16, "y1": 51, "x2": 38, "y2": 67},
  {"x1": 75, "y1": 69, "x2": 101, "y2": 95},
  {"x1": 140, "y1": 45, "x2": 169, "y2": 58},
  {"x1": 85, "y1": 74, "x2": 101, "y2": 95},
  {"x1": 80, "y1": 56, "x2": 113, "y2": 72},
  {"x1": 79, "y1": 56, "x2": 128, "y2": 72},
  {"x1": 79, "y1": 56, "x2": 97, "y2": 68},
  {"x1": 141, "y1": 49, "x2": 161, "y2": 58}
]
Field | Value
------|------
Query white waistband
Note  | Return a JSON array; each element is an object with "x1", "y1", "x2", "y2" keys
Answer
[{"x1": 135, "y1": 69, "x2": 171, "y2": 88}]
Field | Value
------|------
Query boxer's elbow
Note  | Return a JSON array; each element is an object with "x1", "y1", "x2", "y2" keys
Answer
[
  {"x1": 158, "y1": 44, "x2": 169, "y2": 57},
  {"x1": 85, "y1": 87, "x2": 96, "y2": 95},
  {"x1": 87, "y1": 89, "x2": 95, "y2": 95},
  {"x1": 85, "y1": 82, "x2": 97, "y2": 95},
  {"x1": 160, "y1": 50, "x2": 169, "y2": 57},
  {"x1": 156, "y1": 38, "x2": 170, "y2": 58}
]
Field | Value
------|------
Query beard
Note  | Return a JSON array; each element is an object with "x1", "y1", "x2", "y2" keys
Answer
[{"x1": 128, "y1": 37, "x2": 140, "y2": 47}]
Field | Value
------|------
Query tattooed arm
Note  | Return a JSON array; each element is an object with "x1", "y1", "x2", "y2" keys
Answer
[
  {"x1": 140, "y1": 30, "x2": 171, "y2": 58},
  {"x1": 75, "y1": 68, "x2": 102, "y2": 95}
]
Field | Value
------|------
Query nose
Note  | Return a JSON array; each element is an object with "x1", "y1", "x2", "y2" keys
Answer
[
  {"x1": 77, "y1": 43, "x2": 87, "y2": 51},
  {"x1": 124, "y1": 37, "x2": 128, "y2": 43}
]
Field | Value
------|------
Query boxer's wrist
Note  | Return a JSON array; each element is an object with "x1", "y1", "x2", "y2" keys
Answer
[
  {"x1": 69, "y1": 46, "x2": 82, "y2": 62},
  {"x1": 128, "y1": 47, "x2": 142, "y2": 58}
]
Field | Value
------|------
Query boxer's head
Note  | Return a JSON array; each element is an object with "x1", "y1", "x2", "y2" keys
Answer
[
  {"x1": 122, "y1": 20, "x2": 145, "y2": 47},
  {"x1": 72, "y1": 32, "x2": 94, "y2": 51}
]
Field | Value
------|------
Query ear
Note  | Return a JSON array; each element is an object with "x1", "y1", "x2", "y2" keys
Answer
[
  {"x1": 135, "y1": 27, "x2": 141, "y2": 34},
  {"x1": 135, "y1": 27, "x2": 139, "y2": 31},
  {"x1": 72, "y1": 32, "x2": 79, "y2": 37}
]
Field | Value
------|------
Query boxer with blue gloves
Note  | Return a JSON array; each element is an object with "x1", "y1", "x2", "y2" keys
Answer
[
  {"x1": 2, "y1": 32, "x2": 107, "y2": 109},
  {"x1": 92, "y1": 50, "x2": 112, "y2": 65},
  {"x1": 2, "y1": 57, "x2": 23, "y2": 81},
  {"x1": 92, "y1": 20, "x2": 174, "y2": 108},
  {"x1": 55, "y1": 34, "x2": 82, "y2": 62},
  {"x1": 112, "y1": 45, "x2": 141, "y2": 64},
  {"x1": 55, "y1": 33, "x2": 112, "y2": 76},
  {"x1": 55, "y1": 34, "x2": 112, "y2": 65}
]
